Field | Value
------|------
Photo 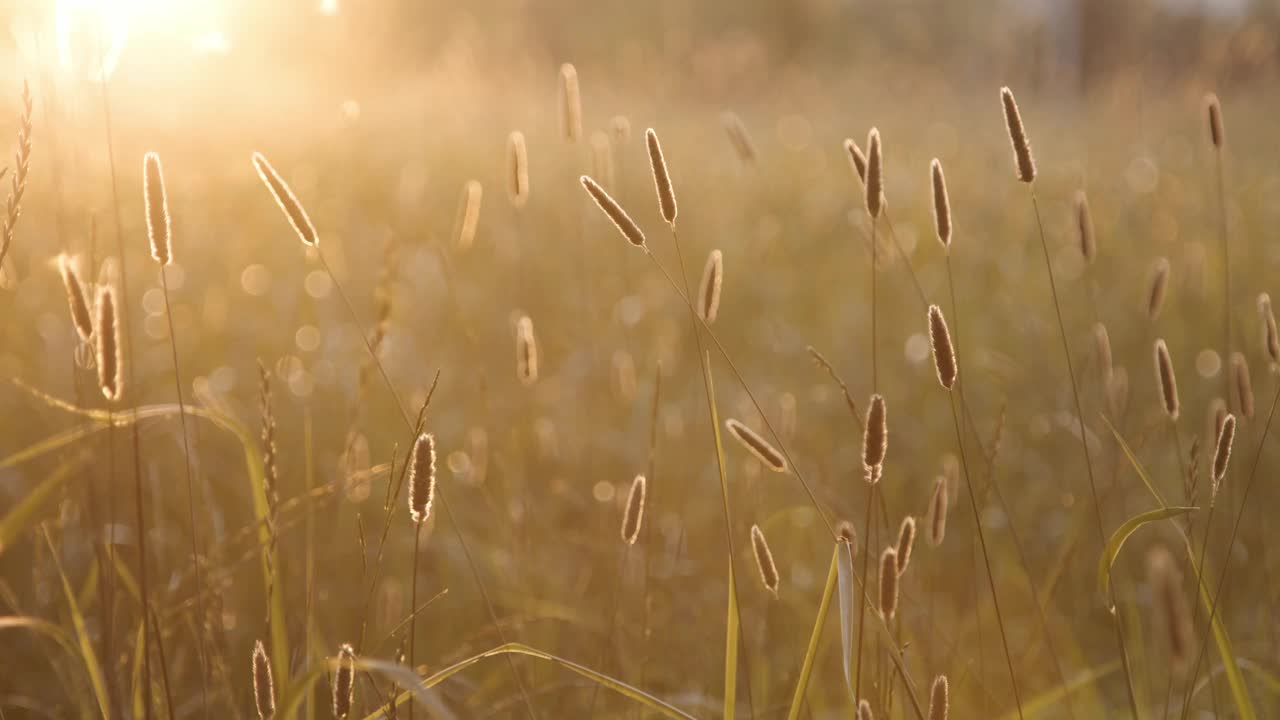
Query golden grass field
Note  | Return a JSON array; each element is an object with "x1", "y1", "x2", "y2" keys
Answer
[{"x1": 3, "y1": 2, "x2": 1280, "y2": 718}]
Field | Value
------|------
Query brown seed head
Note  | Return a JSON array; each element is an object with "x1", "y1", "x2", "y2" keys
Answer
[
  {"x1": 95, "y1": 284, "x2": 122, "y2": 403},
  {"x1": 252, "y1": 152, "x2": 319, "y2": 247},
  {"x1": 1231, "y1": 352, "x2": 1254, "y2": 420},
  {"x1": 927, "y1": 476, "x2": 948, "y2": 546},
  {"x1": 928, "y1": 305, "x2": 957, "y2": 390},
  {"x1": 580, "y1": 175, "x2": 646, "y2": 248},
  {"x1": 454, "y1": 180, "x2": 483, "y2": 253},
  {"x1": 1148, "y1": 546, "x2": 1194, "y2": 670},
  {"x1": 895, "y1": 516, "x2": 916, "y2": 574},
  {"x1": 58, "y1": 255, "x2": 93, "y2": 343},
  {"x1": 878, "y1": 546, "x2": 899, "y2": 620},
  {"x1": 857, "y1": 699, "x2": 875, "y2": 720},
  {"x1": 1212, "y1": 413, "x2": 1236, "y2": 490},
  {"x1": 698, "y1": 249, "x2": 724, "y2": 324},
  {"x1": 930, "y1": 159, "x2": 951, "y2": 249},
  {"x1": 1205, "y1": 93, "x2": 1224, "y2": 149},
  {"x1": 1001, "y1": 87, "x2": 1036, "y2": 183},
  {"x1": 722, "y1": 111, "x2": 757, "y2": 166},
  {"x1": 929, "y1": 675, "x2": 950, "y2": 720},
  {"x1": 252, "y1": 640, "x2": 275, "y2": 720},
  {"x1": 862, "y1": 394, "x2": 887, "y2": 478},
  {"x1": 1154, "y1": 339, "x2": 1179, "y2": 420},
  {"x1": 507, "y1": 131, "x2": 530, "y2": 208},
  {"x1": 559, "y1": 63, "x2": 582, "y2": 142},
  {"x1": 1258, "y1": 293, "x2": 1280, "y2": 365},
  {"x1": 408, "y1": 433, "x2": 436, "y2": 523},
  {"x1": 333, "y1": 643, "x2": 356, "y2": 718},
  {"x1": 865, "y1": 128, "x2": 884, "y2": 218},
  {"x1": 621, "y1": 474, "x2": 646, "y2": 544},
  {"x1": 725, "y1": 418, "x2": 787, "y2": 473},
  {"x1": 1148, "y1": 258, "x2": 1170, "y2": 320},
  {"x1": 1074, "y1": 190, "x2": 1095, "y2": 263},
  {"x1": 836, "y1": 520, "x2": 858, "y2": 556},
  {"x1": 646, "y1": 128, "x2": 678, "y2": 224},
  {"x1": 143, "y1": 152, "x2": 171, "y2": 265},
  {"x1": 1093, "y1": 322, "x2": 1113, "y2": 384},
  {"x1": 750, "y1": 524, "x2": 779, "y2": 597},
  {"x1": 516, "y1": 315, "x2": 538, "y2": 385},
  {"x1": 843, "y1": 139, "x2": 867, "y2": 183}
]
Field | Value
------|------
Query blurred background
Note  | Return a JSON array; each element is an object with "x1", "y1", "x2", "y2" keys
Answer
[{"x1": 2, "y1": 0, "x2": 1280, "y2": 718}]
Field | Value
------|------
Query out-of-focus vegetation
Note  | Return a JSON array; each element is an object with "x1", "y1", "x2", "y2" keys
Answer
[{"x1": 3, "y1": 1, "x2": 1280, "y2": 718}]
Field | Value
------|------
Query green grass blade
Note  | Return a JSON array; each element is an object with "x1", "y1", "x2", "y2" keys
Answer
[
  {"x1": 836, "y1": 538, "x2": 855, "y2": 699},
  {"x1": 42, "y1": 526, "x2": 111, "y2": 720},
  {"x1": 702, "y1": 355, "x2": 740, "y2": 719},
  {"x1": 0, "y1": 457, "x2": 83, "y2": 556},
  {"x1": 786, "y1": 542, "x2": 839, "y2": 720},
  {"x1": 1097, "y1": 506, "x2": 1196, "y2": 601},
  {"x1": 995, "y1": 660, "x2": 1123, "y2": 720}
]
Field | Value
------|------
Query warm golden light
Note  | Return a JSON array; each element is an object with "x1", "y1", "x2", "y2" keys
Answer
[{"x1": 55, "y1": 0, "x2": 229, "y2": 78}]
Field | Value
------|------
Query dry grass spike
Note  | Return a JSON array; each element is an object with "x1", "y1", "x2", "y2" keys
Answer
[
  {"x1": 143, "y1": 152, "x2": 172, "y2": 265},
  {"x1": 1258, "y1": 293, "x2": 1280, "y2": 365},
  {"x1": 929, "y1": 675, "x2": 949, "y2": 720},
  {"x1": 454, "y1": 180, "x2": 482, "y2": 252},
  {"x1": 857, "y1": 699, "x2": 875, "y2": 720},
  {"x1": 333, "y1": 643, "x2": 356, "y2": 719},
  {"x1": 930, "y1": 159, "x2": 951, "y2": 249},
  {"x1": 516, "y1": 315, "x2": 538, "y2": 385},
  {"x1": 58, "y1": 255, "x2": 93, "y2": 343},
  {"x1": 895, "y1": 516, "x2": 916, "y2": 574},
  {"x1": 725, "y1": 418, "x2": 787, "y2": 473},
  {"x1": 1000, "y1": 86, "x2": 1036, "y2": 183},
  {"x1": 1231, "y1": 352, "x2": 1254, "y2": 420},
  {"x1": 408, "y1": 433, "x2": 436, "y2": 523},
  {"x1": 927, "y1": 476, "x2": 948, "y2": 546},
  {"x1": 1154, "y1": 339, "x2": 1180, "y2": 420},
  {"x1": 645, "y1": 128, "x2": 678, "y2": 225},
  {"x1": 1148, "y1": 257, "x2": 1170, "y2": 320},
  {"x1": 698, "y1": 249, "x2": 723, "y2": 324},
  {"x1": 559, "y1": 63, "x2": 582, "y2": 142},
  {"x1": 0, "y1": 81, "x2": 32, "y2": 268},
  {"x1": 1093, "y1": 322, "x2": 1113, "y2": 384},
  {"x1": 844, "y1": 139, "x2": 867, "y2": 183},
  {"x1": 865, "y1": 128, "x2": 883, "y2": 218},
  {"x1": 928, "y1": 305, "x2": 957, "y2": 389},
  {"x1": 621, "y1": 474, "x2": 646, "y2": 544},
  {"x1": 750, "y1": 524, "x2": 779, "y2": 597},
  {"x1": 862, "y1": 394, "x2": 887, "y2": 480},
  {"x1": 507, "y1": 131, "x2": 529, "y2": 208},
  {"x1": 1213, "y1": 413, "x2": 1236, "y2": 491},
  {"x1": 1206, "y1": 93, "x2": 1224, "y2": 148},
  {"x1": 721, "y1": 111, "x2": 757, "y2": 165},
  {"x1": 1075, "y1": 190, "x2": 1095, "y2": 263},
  {"x1": 252, "y1": 639, "x2": 275, "y2": 720},
  {"x1": 1148, "y1": 546, "x2": 1193, "y2": 671},
  {"x1": 580, "y1": 175, "x2": 646, "y2": 248},
  {"x1": 252, "y1": 152, "x2": 319, "y2": 247},
  {"x1": 95, "y1": 283, "x2": 122, "y2": 403},
  {"x1": 837, "y1": 520, "x2": 858, "y2": 556},
  {"x1": 878, "y1": 546, "x2": 899, "y2": 619}
]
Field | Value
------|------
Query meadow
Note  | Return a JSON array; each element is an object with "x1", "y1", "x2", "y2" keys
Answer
[{"x1": 2, "y1": 4, "x2": 1280, "y2": 718}]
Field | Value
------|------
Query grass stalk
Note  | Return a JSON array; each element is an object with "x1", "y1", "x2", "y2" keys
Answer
[{"x1": 408, "y1": 520, "x2": 423, "y2": 720}]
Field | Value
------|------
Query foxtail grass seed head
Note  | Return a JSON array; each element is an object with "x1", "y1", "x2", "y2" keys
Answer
[
  {"x1": 580, "y1": 175, "x2": 646, "y2": 248},
  {"x1": 750, "y1": 524, "x2": 779, "y2": 597},
  {"x1": 1148, "y1": 546, "x2": 1193, "y2": 671},
  {"x1": 837, "y1": 520, "x2": 858, "y2": 556},
  {"x1": 1154, "y1": 339, "x2": 1179, "y2": 420},
  {"x1": 725, "y1": 418, "x2": 787, "y2": 473},
  {"x1": 621, "y1": 474, "x2": 646, "y2": 544},
  {"x1": 1207, "y1": 399, "x2": 1228, "y2": 461},
  {"x1": 559, "y1": 63, "x2": 582, "y2": 142},
  {"x1": 507, "y1": 131, "x2": 529, "y2": 208},
  {"x1": 143, "y1": 152, "x2": 171, "y2": 265},
  {"x1": 1001, "y1": 87, "x2": 1036, "y2": 182},
  {"x1": 1093, "y1": 322, "x2": 1113, "y2": 383},
  {"x1": 929, "y1": 675, "x2": 949, "y2": 720},
  {"x1": 516, "y1": 315, "x2": 538, "y2": 385},
  {"x1": 928, "y1": 305, "x2": 957, "y2": 389},
  {"x1": 930, "y1": 159, "x2": 951, "y2": 249},
  {"x1": 1148, "y1": 258, "x2": 1170, "y2": 320},
  {"x1": 844, "y1": 139, "x2": 867, "y2": 183},
  {"x1": 857, "y1": 699, "x2": 875, "y2": 720},
  {"x1": 96, "y1": 284, "x2": 122, "y2": 403},
  {"x1": 864, "y1": 128, "x2": 884, "y2": 218},
  {"x1": 1074, "y1": 190, "x2": 1095, "y2": 264},
  {"x1": 721, "y1": 111, "x2": 757, "y2": 166},
  {"x1": 333, "y1": 643, "x2": 356, "y2": 719},
  {"x1": 1205, "y1": 93, "x2": 1224, "y2": 149},
  {"x1": 408, "y1": 433, "x2": 436, "y2": 523},
  {"x1": 454, "y1": 180, "x2": 482, "y2": 253},
  {"x1": 1213, "y1": 413, "x2": 1236, "y2": 490},
  {"x1": 645, "y1": 128, "x2": 677, "y2": 225},
  {"x1": 58, "y1": 255, "x2": 93, "y2": 343},
  {"x1": 610, "y1": 115, "x2": 632, "y2": 144},
  {"x1": 1259, "y1": 293, "x2": 1280, "y2": 365},
  {"x1": 252, "y1": 152, "x2": 318, "y2": 247},
  {"x1": 862, "y1": 394, "x2": 887, "y2": 479},
  {"x1": 698, "y1": 249, "x2": 723, "y2": 324},
  {"x1": 928, "y1": 476, "x2": 948, "y2": 546},
  {"x1": 1232, "y1": 352, "x2": 1254, "y2": 420},
  {"x1": 878, "y1": 546, "x2": 899, "y2": 620},
  {"x1": 252, "y1": 640, "x2": 275, "y2": 720},
  {"x1": 895, "y1": 516, "x2": 916, "y2": 574}
]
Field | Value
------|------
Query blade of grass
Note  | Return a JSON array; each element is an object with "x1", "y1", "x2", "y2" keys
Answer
[
  {"x1": 786, "y1": 542, "x2": 839, "y2": 720},
  {"x1": 0, "y1": 456, "x2": 83, "y2": 556},
  {"x1": 994, "y1": 660, "x2": 1123, "y2": 720},
  {"x1": 43, "y1": 525, "x2": 111, "y2": 719},
  {"x1": 1097, "y1": 506, "x2": 1196, "y2": 601}
]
